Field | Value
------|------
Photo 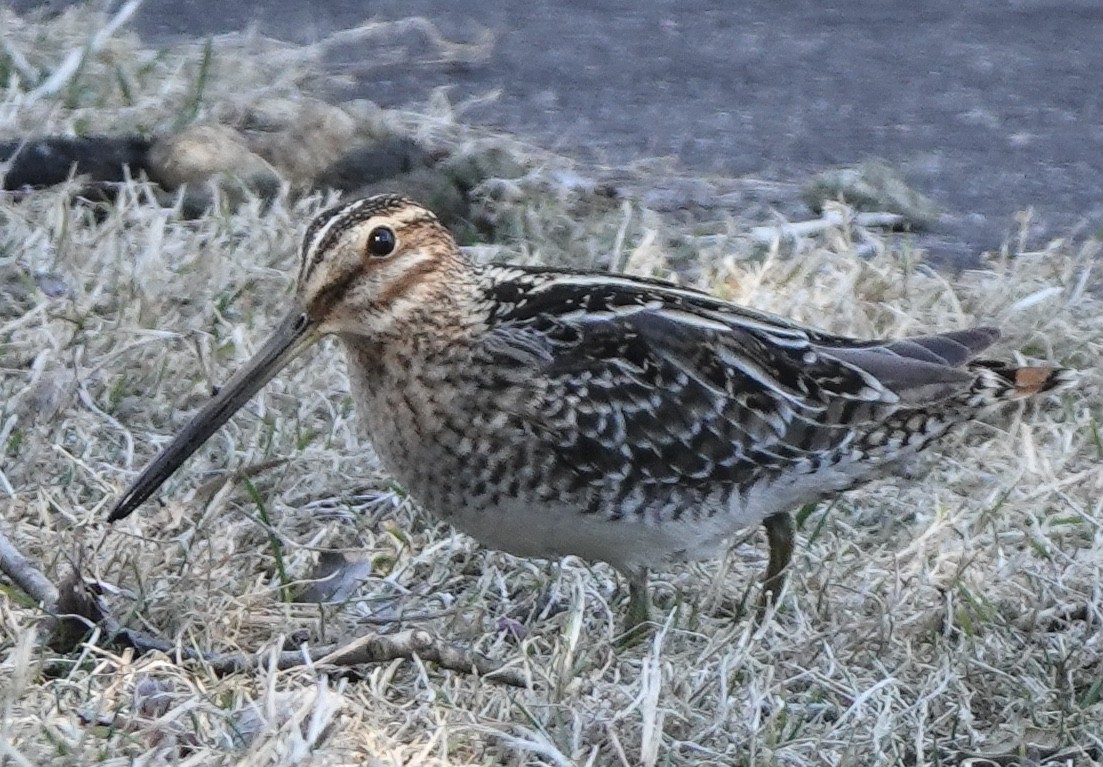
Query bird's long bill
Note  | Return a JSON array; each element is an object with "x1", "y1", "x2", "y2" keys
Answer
[{"x1": 108, "y1": 308, "x2": 321, "y2": 522}]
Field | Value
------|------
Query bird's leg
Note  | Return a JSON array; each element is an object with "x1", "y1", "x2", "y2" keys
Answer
[
  {"x1": 756, "y1": 512, "x2": 795, "y2": 621},
  {"x1": 614, "y1": 567, "x2": 652, "y2": 645}
]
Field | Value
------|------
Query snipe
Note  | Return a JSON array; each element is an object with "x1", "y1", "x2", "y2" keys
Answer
[{"x1": 110, "y1": 195, "x2": 1071, "y2": 629}]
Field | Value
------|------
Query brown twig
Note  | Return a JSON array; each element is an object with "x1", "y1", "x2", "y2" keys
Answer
[
  {"x1": 0, "y1": 527, "x2": 60, "y2": 609},
  {"x1": 748, "y1": 210, "x2": 906, "y2": 244},
  {"x1": 100, "y1": 619, "x2": 528, "y2": 687},
  {"x1": 1, "y1": 527, "x2": 527, "y2": 687},
  {"x1": 206, "y1": 631, "x2": 528, "y2": 686}
]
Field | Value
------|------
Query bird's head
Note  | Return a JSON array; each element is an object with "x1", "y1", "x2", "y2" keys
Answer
[
  {"x1": 108, "y1": 195, "x2": 463, "y2": 522},
  {"x1": 297, "y1": 195, "x2": 465, "y2": 338}
]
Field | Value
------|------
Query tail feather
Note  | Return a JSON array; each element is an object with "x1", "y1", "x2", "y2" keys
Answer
[
  {"x1": 969, "y1": 360, "x2": 1075, "y2": 402},
  {"x1": 884, "y1": 326, "x2": 1002, "y2": 366}
]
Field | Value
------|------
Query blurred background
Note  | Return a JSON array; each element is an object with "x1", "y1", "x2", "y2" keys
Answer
[{"x1": 9, "y1": 0, "x2": 1102, "y2": 263}]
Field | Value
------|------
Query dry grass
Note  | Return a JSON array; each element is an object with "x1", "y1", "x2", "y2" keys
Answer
[{"x1": 2, "y1": 7, "x2": 1102, "y2": 766}]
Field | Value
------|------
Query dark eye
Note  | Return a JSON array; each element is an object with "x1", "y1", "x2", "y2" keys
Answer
[{"x1": 366, "y1": 226, "x2": 397, "y2": 257}]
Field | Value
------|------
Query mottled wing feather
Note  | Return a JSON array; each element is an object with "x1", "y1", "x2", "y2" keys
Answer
[
  {"x1": 482, "y1": 272, "x2": 899, "y2": 491},
  {"x1": 478, "y1": 267, "x2": 1005, "y2": 501}
]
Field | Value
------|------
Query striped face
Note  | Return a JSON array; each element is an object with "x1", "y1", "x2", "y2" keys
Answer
[
  {"x1": 107, "y1": 195, "x2": 462, "y2": 522},
  {"x1": 296, "y1": 195, "x2": 460, "y2": 335}
]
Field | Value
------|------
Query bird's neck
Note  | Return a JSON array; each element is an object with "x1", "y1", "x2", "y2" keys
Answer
[
  {"x1": 338, "y1": 264, "x2": 489, "y2": 381},
  {"x1": 338, "y1": 287, "x2": 484, "y2": 457}
]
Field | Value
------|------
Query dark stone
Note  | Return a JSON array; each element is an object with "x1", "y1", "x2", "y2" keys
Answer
[
  {"x1": 1, "y1": 136, "x2": 151, "y2": 190},
  {"x1": 316, "y1": 136, "x2": 435, "y2": 192},
  {"x1": 440, "y1": 145, "x2": 525, "y2": 192},
  {"x1": 46, "y1": 570, "x2": 106, "y2": 654}
]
